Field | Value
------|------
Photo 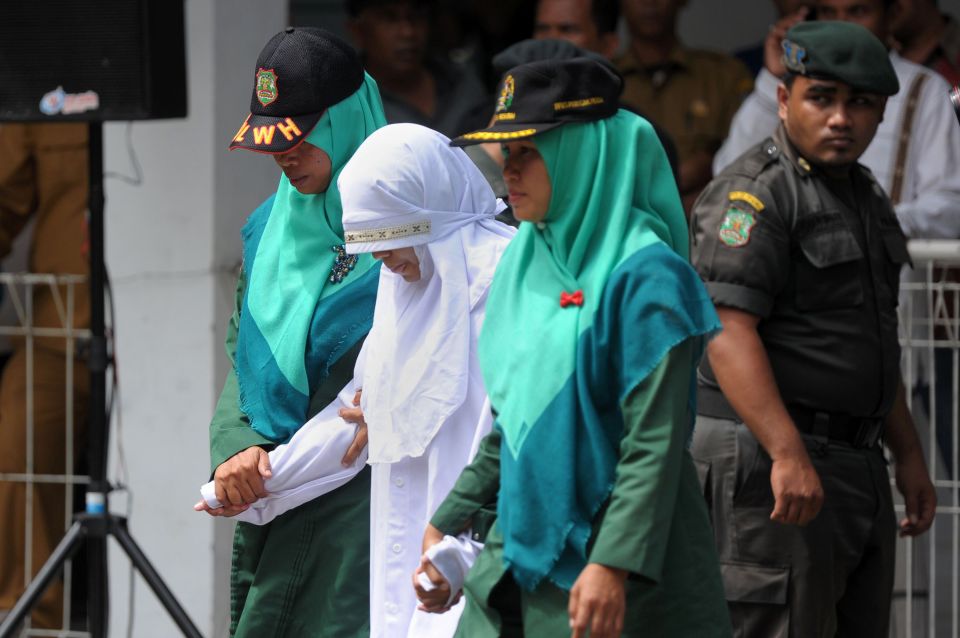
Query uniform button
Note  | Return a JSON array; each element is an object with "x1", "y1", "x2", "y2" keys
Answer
[
  {"x1": 392, "y1": 543, "x2": 402, "y2": 554},
  {"x1": 766, "y1": 145, "x2": 778, "y2": 155},
  {"x1": 394, "y1": 477, "x2": 404, "y2": 487},
  {"x1": 387, "y1": 602, "x2": 398, "y2": 614}
]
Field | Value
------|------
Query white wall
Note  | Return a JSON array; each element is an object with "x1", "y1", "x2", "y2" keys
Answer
[{"x1": 103, "y1": 1, "x2": 284, "y2": 636}]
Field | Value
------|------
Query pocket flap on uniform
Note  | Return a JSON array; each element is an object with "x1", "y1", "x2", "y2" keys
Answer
[
  {"x1": 799, "y1": 225, "x2": 862, "y2": 268},
  {"x1": 720, "y1": 561, "x2": 789, "y2": 604}
]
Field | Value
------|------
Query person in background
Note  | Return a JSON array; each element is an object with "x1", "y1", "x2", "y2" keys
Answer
[
  {"x1": 616, "y1": 0, "x2": 753, "y2": 211},
  {"x1": 889, "y1": 0, "x2": 960, "y2": 478},
  {"x1": 0, "y1": 123, "x2": 90, "y2": 632},
  {"x1": 530, "y1": 0, "x2": 681, "y2": 177},
  {"x1": 889, "y1": 0, "x2": 960, "y2": 85},
  {"x1": 347, "y1": 0, "x2": 490, "y2": 138},
  {"x1": 690, "y1": 22, "x2": 936, "y2": 636},
  {"x1": 533, "y1": 0, "x2": 621, "y2": 59}
]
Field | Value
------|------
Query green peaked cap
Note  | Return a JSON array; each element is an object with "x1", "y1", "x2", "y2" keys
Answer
[{"x1": 782, "y1": 21, "x2": 899, "y2": 95}]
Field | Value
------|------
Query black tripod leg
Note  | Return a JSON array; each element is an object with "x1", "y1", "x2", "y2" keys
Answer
[
  {"x1": 109, "y1": 520, "x2": 203, "y2": 638},
  {"x1": 0, "y1": 521, "x2": 85, "y2": 638},
  {"x1": 87, "y1": 534, "x2": 109, "y2": 638}
]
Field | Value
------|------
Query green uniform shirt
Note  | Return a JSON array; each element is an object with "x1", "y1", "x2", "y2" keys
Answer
[{"x1": 432, "y1": 341, "x2": 731, "y2": 636}]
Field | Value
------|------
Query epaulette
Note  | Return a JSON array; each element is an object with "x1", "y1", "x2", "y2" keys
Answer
[{"x1": 729, "y1": 138, "x2": 781, "y2": 178}]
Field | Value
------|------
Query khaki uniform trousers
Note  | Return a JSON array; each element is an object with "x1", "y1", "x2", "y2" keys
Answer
[{"x1": 0, "y1": 346, "x2": 88, "y2": 629}]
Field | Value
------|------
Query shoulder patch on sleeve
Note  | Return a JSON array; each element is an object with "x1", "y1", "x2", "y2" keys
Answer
[
  {"x1": 719, "y1": 206, "x2": 757, "y2": 247},
  {"x1": 728, "y1": 190, "x2": 765, "y2": 212}
]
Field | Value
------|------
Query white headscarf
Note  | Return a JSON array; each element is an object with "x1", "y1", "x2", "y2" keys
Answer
[{"x1": 339, "y1": 123, "x2": 515, "y2": 463}]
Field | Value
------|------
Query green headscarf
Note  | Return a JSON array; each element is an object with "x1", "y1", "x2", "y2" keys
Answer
[
  {"x1": 481, "y1": 110, "x2": 688, "y2": 458},
  {"x1": 479, "y1": 110, "x2": 718, "y2": 590},
  {"x1": 236, "y1": 74, "x2": 387, "y2": 441}
]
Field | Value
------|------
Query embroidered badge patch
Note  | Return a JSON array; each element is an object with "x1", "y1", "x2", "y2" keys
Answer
[
  {"x1": 256, "y1": 68, "x2": 279, "y2": 107},
  {"x1": 718, "y1": 207, "x2": 757, "y2": 247},
  {"x1": 782, "y1": 39, "x2": 807, "y2": 74},
  {"x1": 496, "y1": 75, "x2": 515, "y2": 113}
]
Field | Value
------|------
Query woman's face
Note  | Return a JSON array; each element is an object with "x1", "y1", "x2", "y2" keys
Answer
[
  {"x1": 273, "y1": 141, "x2": 333, "y2": 194},
  {"x1": 372, "y1": 246, "x2": 421, "y2": 282},
  {"x1": 502, "y1": 140, "x2": 552, "y2": 222}
]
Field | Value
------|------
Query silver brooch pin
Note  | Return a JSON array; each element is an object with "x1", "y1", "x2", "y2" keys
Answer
[{"x1": 329, "y1": 244, "x2": 358, "y2": 283}]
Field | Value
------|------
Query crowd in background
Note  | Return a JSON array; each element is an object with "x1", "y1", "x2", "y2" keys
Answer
[{"x1": 328, "y1": 0, "x2": 960, "y2": 216}]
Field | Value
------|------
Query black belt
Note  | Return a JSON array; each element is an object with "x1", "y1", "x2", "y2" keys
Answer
[{"x1": 697, "y1": 387, "x2": 885, "y2": 449}]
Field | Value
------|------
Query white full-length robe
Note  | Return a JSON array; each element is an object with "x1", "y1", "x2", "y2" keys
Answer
[{"x1": 368, "y1": 292, "x2": 492, "y2": 637}]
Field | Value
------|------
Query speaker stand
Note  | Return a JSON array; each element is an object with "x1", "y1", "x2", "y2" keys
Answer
[{"x1": 0, "y1": 123, "x2": 202, "y2": 638}]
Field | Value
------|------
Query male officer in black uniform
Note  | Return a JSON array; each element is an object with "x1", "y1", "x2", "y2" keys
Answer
[{"x1": 689, "y1": 21, "x2": 937, "y2": 638}]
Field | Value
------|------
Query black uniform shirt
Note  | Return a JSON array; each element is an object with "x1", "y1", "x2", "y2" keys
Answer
[{"x1": 690, "y1": 126, "x2": 910, "y2": 419}]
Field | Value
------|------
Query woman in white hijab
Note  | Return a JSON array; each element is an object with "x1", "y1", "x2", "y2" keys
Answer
[
  {"x1": 197, "y1": 123, "x2": 514, "y2": 636},
  {"x1": 339, "y1": 123, "x2": 514, "y2": 637}
]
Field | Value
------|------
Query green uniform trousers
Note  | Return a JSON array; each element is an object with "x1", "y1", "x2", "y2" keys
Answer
[{"x1": 231, "y1": 466, "x2": 372, "y2": 638}]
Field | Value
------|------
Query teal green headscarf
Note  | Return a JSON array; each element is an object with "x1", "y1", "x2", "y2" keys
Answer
[
  {"x1": 479, "y1": 110, "x2": 719, "y2": 590},
  {"x1": 236, "y1": 74, "x2": 386, "y2": 442}
]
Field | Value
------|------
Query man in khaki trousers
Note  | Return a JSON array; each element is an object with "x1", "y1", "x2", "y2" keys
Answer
[{"x1": 0, "y1": 123, "x2": 90, "y2": 630}]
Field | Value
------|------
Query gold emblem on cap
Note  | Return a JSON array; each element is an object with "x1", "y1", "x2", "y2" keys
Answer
[
  {"x1": 496, "y1": 75, "x2": 515, "y2": 113},
  {"x1": 256, "y1": 68, "x2": 279, "y2": 107}
]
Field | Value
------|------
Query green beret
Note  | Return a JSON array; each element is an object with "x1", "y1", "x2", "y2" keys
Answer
[{"x1": 782, "y1": 21, "x2": 899, "y2": 96}]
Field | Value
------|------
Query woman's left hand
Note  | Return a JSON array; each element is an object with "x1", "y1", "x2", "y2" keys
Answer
[
  {"x1": 340, "y1": 390, "x2": 368, "y2": 466},
  {"x1": 568, "y1": 563, "x2": 628, "y2": 638}
]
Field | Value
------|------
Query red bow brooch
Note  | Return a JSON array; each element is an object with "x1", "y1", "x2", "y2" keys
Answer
[{"x1": 560, "y1": 290, "x2": 584, "y2": 308}]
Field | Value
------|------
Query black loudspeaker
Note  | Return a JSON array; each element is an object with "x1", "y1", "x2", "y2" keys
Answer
[{"x1": 0, "y1": 0, "x2": 187, "y2": 121}]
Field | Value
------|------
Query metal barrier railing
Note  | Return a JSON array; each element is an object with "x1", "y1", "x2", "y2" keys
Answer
[
  {"x1": 0, "y1": 273, "x2": 89, "y2": 638},
  {"x1": 896, "y1": 240, "x2": 960, "y2": 638}
]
